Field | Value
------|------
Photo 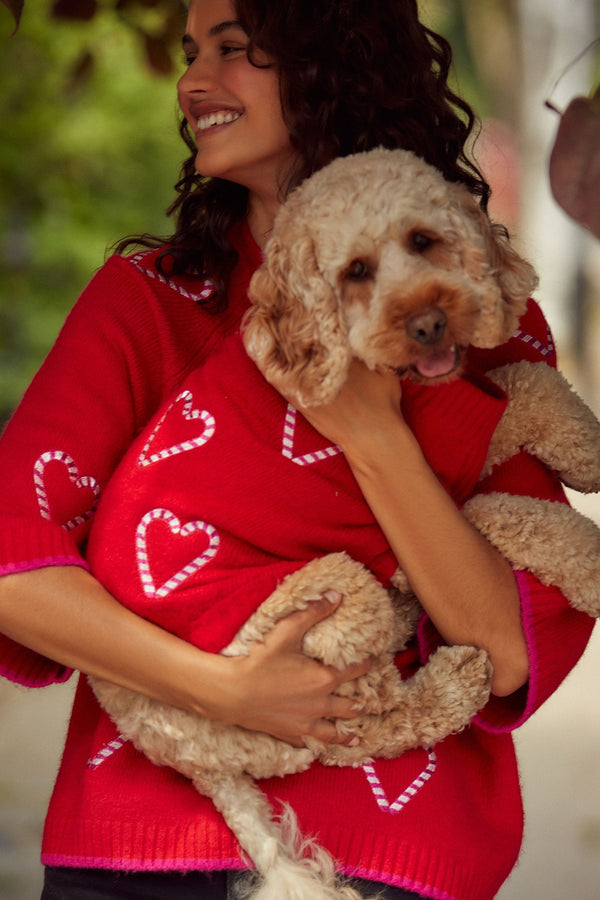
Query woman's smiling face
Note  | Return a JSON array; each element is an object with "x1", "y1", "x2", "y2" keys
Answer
[{"x1": 177, "y1": 0, "x2": 295, "y2": 202}]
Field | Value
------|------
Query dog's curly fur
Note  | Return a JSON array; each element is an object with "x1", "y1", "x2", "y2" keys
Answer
[
  {"x1": 90, "y1": 148, "x2": 600, "y2": 900},
  {"x1": 243, "y1": 147, "x2": 535, "y2": 407}
]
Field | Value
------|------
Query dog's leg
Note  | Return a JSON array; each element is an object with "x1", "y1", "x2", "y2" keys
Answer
[
  {"x1": 203, "y1": 773, "x2": 379, "y2": 900},
  {"x1": 319, "y1": 643, "x2": 492, "y2": 765},
  {"x1": 483, "y1": 361, "x2": 600, "y2": 491},
  {"x1": 464, "y1": 492, "x2": 600, "y2": 618}
]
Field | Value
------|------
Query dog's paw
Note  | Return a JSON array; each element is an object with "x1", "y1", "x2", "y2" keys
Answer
[
  {"x1": 419, "y1": 644, "x2": 493, "y2": 723},
  {"x1": 308, "y1": 646, "x2": 492, "y2": 763}
]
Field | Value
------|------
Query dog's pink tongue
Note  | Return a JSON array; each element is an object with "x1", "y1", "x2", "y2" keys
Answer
[{"x1": 416, "y1": 348, "x2": 456, "y2": 379}]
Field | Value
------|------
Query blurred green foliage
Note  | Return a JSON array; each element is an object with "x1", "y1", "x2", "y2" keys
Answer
[{"x1": 0, "y1": 0, "x2": 186, "y2": 421}]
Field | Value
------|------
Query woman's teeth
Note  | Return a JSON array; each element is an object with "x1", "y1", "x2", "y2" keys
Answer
[{"x1": 196, "y1": 111, "x2": 242, "y2": 131}]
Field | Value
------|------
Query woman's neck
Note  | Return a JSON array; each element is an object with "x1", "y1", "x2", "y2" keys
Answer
[{"x1": 246, "y1": 193, "x2": 281, "y2": 249}]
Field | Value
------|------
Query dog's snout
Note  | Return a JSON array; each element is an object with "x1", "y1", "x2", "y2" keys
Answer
[{"x1": 406, "y1": 307, "x2": 447, "y2": 345}]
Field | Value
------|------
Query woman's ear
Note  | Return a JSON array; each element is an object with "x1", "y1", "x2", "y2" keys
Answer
[{"x1": 243, "y1": 231, "x2": 352, "y2": 407}]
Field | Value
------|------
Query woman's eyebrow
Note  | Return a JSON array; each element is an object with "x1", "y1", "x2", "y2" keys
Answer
[
  {"x1": 209, "y1": 20, "x2": 245, "y2": 37},
  {"x1": 181, "y1": 20, "x2": 245, "y2": 49}
]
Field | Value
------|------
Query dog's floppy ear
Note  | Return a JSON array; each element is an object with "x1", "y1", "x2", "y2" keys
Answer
[
  {"x1": 243, "y1": 229, "x2": 352, "y2": 408},
  {"x1": 481, "y1": 216, "x2": 539, "y2": 334},
  {"x1": 451, "y1": 188, "x2": 539, "y2": 347}
]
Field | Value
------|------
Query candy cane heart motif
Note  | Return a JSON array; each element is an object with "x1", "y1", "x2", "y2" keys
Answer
[
  {"x1": 362, "y1": 751, "x2": 437, "y2": 815},
  {"x1": 34, "y1": 451, "x2": 101, "y2": 531},
  {"x1": 87, "y1": 733, "x2": 128, "y2": 770},
  {"x1": 136, "y1": 509, "x2": 220, "y2": 599},
  {"x1": 281, "y1": 404, "x2": 342, "y2": 466},
  {"x1": 137, "y1": 390, "x2": 216, "y2": 468}
]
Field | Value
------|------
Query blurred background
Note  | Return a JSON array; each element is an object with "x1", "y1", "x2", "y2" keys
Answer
[{"x1": 0, "y1": 0, "x2": 599, "y2": 897}]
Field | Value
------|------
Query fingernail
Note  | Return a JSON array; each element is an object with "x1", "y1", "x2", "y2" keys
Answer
[
  {"x1": 323, "y1": 590, "x2": 341, "y2": 604},
  {"x1": 348, "y1": 736, "x2": 360, "y2": 747}
]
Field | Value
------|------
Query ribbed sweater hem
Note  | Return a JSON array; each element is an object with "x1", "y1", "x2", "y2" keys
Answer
[
  {"x1": 0, "y1": 519, "x2": 82, "y2": 573},
  {"x1": 39, "y1": 853, "x2": 493, "y2": 900},
  {"x1": 41, "y1": 854, "x2": 246, "y2": 872},
  {"x1": 342, "y1": 865, "x2": 461, "y2": 900},
  {"x1": 41, "y1": 818, "x2": 505, "y2": 899},
  {"x1": 0, "y1": 633, "x2": 74, "y2": 687}
]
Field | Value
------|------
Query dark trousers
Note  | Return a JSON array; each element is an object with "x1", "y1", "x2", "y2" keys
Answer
[{"x1": 42, "y1": 866, "x2": 424, "y2": 899}]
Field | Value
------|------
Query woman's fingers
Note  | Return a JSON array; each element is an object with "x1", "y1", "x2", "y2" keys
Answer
[
  {"x1": 263, "y1": 592, "x2": 342, "y2": 652},
  {"x1": 302, "y1": 717, "x2": 360, "y2": 747},
  {"x1": 225, "y1": 591, "x2": 372, "y2": 746},
  {"x1": 301, "y1": 690, "x2": 367, "y2": 746}
]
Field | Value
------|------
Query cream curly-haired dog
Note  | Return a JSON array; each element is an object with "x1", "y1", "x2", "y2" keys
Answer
[
  {"x1": 91, "y1": 148, "x2": 600, "y2": 900},
  {"x1": 244, "y1": 147, "x2": 600, "y2": 621}
]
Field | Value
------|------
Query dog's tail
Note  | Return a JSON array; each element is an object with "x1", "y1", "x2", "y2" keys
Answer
[{"x1": 202, "y1": 773, "x2": 378, "y2": 900}]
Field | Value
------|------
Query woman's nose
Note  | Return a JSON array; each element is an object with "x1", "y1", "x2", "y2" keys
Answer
[{"x1": 178, "y1": 54, "x2": 217, "y2": 95}]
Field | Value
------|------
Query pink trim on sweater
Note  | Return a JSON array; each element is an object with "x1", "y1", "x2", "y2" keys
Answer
[
  {"x1": 513, "y1": 569, "x2": 540, "y2": 712},
  {"x1": 340, "y1": 865, "x2": 456, "y2": 900},
  {"x1": 41, "y1": 851, "x2": 455, "y2": 898},
  {"x1": 473, "y1": 570, "x2": 538, "y2": 734},
  {"x1": 40, "y1": 854, "x2": 246, "y2": 872},
  {"x1": 0, "y1": 556, "x2": 89, "y2": 576},
  {"x1": 0, "y1": 663, "x2": 72, "y2": 687}
]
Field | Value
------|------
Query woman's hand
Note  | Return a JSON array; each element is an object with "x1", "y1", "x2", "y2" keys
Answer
[
  {"x1": 296, "y1": 359, "x2": 406, "y2": 452},
  {"x1": 212, "y1": 594, "x2": 372, "y2": 747}
]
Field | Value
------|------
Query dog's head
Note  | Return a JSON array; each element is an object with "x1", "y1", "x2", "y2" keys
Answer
[{"x1": 243, "y1": 148, "x2": 538, "y2": 407}]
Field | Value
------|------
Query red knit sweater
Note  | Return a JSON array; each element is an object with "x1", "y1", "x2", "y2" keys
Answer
[
  {"x1": 85, "y1": 330, "x2": 511, "y2": 654},
  {"x1": 0, "y1": 222, "x2": 593, "y2": 900}
]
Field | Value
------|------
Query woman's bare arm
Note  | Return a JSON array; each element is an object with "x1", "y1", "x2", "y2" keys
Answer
[
  {"x1": 298, "y1": 361, "x2": 529, "y2": 698},
  {"x1": 0, "y1": 565, "x2": 370, "y2": 746}
]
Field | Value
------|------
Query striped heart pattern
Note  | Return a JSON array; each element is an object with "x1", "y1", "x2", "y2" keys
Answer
[
  {"x1": 362, "y1": 751, "x2": 437, "y2": 814},
  {"x1": 136, "y1": 508, "x2": 220, "y2": 600},
  {"x1": 137, "y1": 389, "x2": 216, "y2": 468},
  {"x1": 34, "y1": 450, "x2": 100, "y2": 531}
]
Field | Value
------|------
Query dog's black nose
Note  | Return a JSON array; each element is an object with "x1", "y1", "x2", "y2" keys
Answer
[{"x1": 406, "y1": 307, "x2": 447, "y2": 345}]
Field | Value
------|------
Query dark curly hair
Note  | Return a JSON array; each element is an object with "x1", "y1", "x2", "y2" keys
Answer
[{"x1": 119, "y1": 0, "x2": 491, "y2": 310}]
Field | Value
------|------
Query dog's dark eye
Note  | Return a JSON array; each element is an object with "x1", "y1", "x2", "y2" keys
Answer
[
  {"x1": 345, "y1": 259, "x2": 372, "y2": 281},
  {"x1": 411, "y1": 232, "x2": 434, "y2": 253}
]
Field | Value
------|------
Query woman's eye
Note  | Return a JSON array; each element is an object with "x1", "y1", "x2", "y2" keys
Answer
[
  {"x1": 221, "y1": 44, "x2": 246, "y2": 56},
  {"x1": 181, "y1": 42, "x2": 245, "y2": 67},
  {"x1": 345, "y1": 260, "x2": 372, "y2": 281}
]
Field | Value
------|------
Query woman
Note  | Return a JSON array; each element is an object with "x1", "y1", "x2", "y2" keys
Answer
[{"x1": 0, "y1": 1, "x2": 593, "y2": 897}]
